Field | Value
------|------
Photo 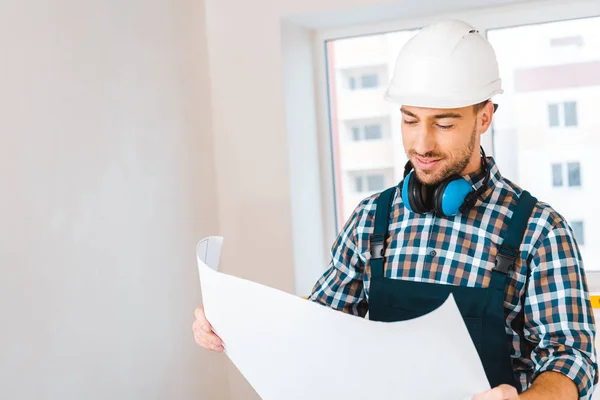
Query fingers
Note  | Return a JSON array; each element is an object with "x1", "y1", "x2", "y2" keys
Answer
[
  {"x1": 192, "y1": 319, "x2": 224, "y2": 351},
  {"x1": 192, "y1": 306, "x2": 224, "y2": 352},
  {"x1": 472, "y1": 385, "x2": 519, "y2": 400}
]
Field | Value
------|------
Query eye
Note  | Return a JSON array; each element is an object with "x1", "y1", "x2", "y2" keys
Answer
[
  {"x1": 403, "y1": 120, "x2": 418, "y2": 125},
  {"x1": 436, "y1": 124, "x2": 454, "y2": 130}
]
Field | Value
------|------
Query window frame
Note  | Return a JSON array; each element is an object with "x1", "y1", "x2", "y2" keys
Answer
[{"x1": 311, "y1": 0, "x2": 600, "y2": 289}]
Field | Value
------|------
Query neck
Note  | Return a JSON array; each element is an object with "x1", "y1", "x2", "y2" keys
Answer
[{"x1": 461, "y1": 146, "x2": 483, "y2": 176}]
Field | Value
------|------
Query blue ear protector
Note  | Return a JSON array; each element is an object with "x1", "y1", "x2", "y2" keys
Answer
[{"x1": 400, "y1": 147, "x2": 490, "y2": 217}]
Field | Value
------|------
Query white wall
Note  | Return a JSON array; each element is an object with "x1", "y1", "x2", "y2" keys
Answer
[{"x1": 0, "y1": 0, "x2": 227, "y2": 399}]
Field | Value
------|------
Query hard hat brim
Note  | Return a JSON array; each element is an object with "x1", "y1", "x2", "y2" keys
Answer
[{"x1": 383, "y1": 89, "x2": 502, "y2": 113}]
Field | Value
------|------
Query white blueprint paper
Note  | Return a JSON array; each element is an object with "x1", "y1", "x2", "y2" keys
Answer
[{"x1": 196, "y1": 236, "x2": 490, "y2": 400}]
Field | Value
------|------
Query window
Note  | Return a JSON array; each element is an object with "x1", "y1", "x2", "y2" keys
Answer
[
  {"x1": 572, "y1": 220, "x2": 585, "y2": 246},
  {"x1": 551, "y1": 162, "x2": 583, "y2": 188},
  {"x1": 344, "y1": 67, "x2": 387, "y2": 91},
  {"x1": 547, "y1": 102, "x2": 578, "y2": 128},
  {"x1": 322, "y1": 11, "x2": 600, "y2": 273},
  {"x1": 347, "y1": 119, "x2": 387, "y2": 141},
  {"x1": 551, "y1": 163, "x2": 563, "y2": 187},
  {"x1": 354, "y1": 176, "x2": 363, "y2": 193},
  {"x1": 564, "y1": 101, "x2": 578, "y2": 126},
  {"x1": 366, "y1": 174, "x2": 385, "y2": 191},
  {"x1": 567, "y1": 162, "x2": 581, "y2": 187},
  {"x1": 360, "y1": 74, "x2": 379, "y2": 88},
  {"x1": 364, "y1": 124, "x2": 382, "y2": 140},
  {"x1": 348, "y1": 77, "x2": 356, "y2": 90},
  {"x1": 548, "y1": 104, "x2": 560, "y2": 127},
  {"x1": 352, "y1": 172, "x2": 388, "y2": 193}
]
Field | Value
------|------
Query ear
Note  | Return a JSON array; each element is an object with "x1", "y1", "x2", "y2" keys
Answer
[{"x1": 476, "y1": 101, "x2": 494, "y2": 134}]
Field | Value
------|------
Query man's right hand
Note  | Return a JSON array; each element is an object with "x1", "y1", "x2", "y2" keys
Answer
[{"x1": 192, "y1": 305, "x2": 224, "y2": 352}]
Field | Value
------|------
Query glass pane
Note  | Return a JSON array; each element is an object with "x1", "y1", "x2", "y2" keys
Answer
[
  {"x1": 548, "y1": 103, "x2": 560, "y2": 127},
  {"x1": 326, "y1": 30, "x2": 418, "y2": 226},
  {"x1": 366, "y1": 174, "x2": 385, "y2": 191},
  {"x1": 364, "y1": 124, "x2": 382, "y2": 140},
  {"x1": 354, "y1": 176, "x2": 363, "y2": 193},
  {"x1": 564, "y1": 101, "x2": 578, "y2": 126},
  {"x1": 360, "y1": 74, "x2": 379, "y2": 88},
  {"x1": 551, "y1": 163, "x2": 563, "y2": 187},
  {"x1": 572, "y1": 220, "x2": 585, "y2": 246},
  {"x1": 348, "y1": 77, "x2": 356, "y2": 90},
  {"x1": 567, "y1": 162, "x2": 581, "y2": 187},
  {"x1": 487, "y1": 16, "x2": 600, "y2": 270},
  {"x1": 351, "y1": 126, "x2": 361, "y2": 141}
]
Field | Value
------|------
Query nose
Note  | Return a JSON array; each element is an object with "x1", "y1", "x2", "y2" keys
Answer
[{"x1": 412, "y1": 124, "x2": 437, "y2": 156}]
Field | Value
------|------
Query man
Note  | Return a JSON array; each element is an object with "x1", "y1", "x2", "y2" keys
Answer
[{"x1": 193, "y1": 20, "x2": 597, "y2": 399}]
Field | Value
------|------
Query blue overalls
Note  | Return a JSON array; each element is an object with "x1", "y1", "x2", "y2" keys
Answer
[{"x1": 367, "y1": 186, "x2": 537, "y2": 390}]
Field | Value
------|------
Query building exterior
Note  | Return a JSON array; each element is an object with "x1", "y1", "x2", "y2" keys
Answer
[{"x1": 489, "y1": 18, "x2": 600, "y2": 268}]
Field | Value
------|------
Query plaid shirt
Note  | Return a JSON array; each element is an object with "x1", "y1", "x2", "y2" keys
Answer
[{"x1": 309, "y1": 157, "x2": 598, "y2": 398}]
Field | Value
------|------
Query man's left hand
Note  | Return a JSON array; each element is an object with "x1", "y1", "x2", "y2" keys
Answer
[{"x1": 472, "y1": 384, "x2": 520, "y2": 400}]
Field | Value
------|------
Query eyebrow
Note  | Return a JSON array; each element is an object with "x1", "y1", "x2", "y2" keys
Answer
[{"x1": 400, "y1": 108, "x2": 464, "y2": 120}]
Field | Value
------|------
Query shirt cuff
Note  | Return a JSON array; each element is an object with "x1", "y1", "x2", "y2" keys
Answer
[{"x1": 533, "y1": 354, "x2": 597, "y2": 399}]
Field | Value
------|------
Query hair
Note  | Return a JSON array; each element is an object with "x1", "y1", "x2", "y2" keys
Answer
[{"x1": 473, "y1": 99, "x2": 490, "y2": 114}]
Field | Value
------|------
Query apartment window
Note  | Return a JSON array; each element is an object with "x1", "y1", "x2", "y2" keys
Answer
[
  {"x1": 551, "y1": 162, "x2": 582, "y2": 188},
  {"x1": 551, "y1": 163, "x2": 563, "y2": 187},
  {"x1": 353, "y1": 172, "x2": 386, "y2": 193},
  {"x1": 366, "y1": 174, "x2": 385, "y2": 191},
  {"x1": 571, "y1": 220, "x2": 585, "y2": 246},
  {"x1": 349, "y1": 77, "x2": 356, "y2": 90},
  {"x1": 564, "y1": 102, "x2": 578, "y2": 126},
  {"x1": 567, "y1": 162, "x2": 581, "y2": 187},
  {"x1": 360, "y1": 74, "x2": 379, "y2": 88},
  {"x1": 364, "y1": 124, "x2": 383, "y2": 140},
  {"x1": 354, "y1": 176, "x2": 363, "y2": 192},
  {"x1": 345, "y1": 68, "x2": 387, "y2": 91},
  {"x1": 348, "y1": 119, "x2": 387, "y2": 141},
  {"x1": 548, "y1": 104, "x2": 560, "y2": 127},
  {"x1": 548, "y1": 102, "x2": 578, "y2": 128}
]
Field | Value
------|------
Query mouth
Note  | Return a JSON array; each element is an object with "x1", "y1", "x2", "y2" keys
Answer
[{"x1": 413, "y1": 157, "x2": 441, "y2": 170}]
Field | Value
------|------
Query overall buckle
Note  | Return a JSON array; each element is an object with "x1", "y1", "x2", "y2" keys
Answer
[{"x1": 494, "y1": 252, "x2": 515, "y2": 274}]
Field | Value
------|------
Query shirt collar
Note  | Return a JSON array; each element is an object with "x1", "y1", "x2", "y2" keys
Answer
[{"x1": 461, "y1": 156, "x2": 501, "y2": 195}]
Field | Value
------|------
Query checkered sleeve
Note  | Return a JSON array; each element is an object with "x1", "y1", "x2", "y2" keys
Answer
[
  {"x1": 307, "y1": 200, "x2": 368, "y2": 317},
  {"x1": 524, "y1": 217, "x2": 598, "y2": 399}
]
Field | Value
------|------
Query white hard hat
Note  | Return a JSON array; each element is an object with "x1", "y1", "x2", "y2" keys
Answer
[{"x1": 384, "y1": 19, "x2": 503, "y2": 109}]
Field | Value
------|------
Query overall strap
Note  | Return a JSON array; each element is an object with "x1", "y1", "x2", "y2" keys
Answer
[
  {"x1": 493, "y1": 190, "x2": 537, "y2": 277},
  {"x1": 370, "y1": 186, "x2": 397, "y2": 278}
]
